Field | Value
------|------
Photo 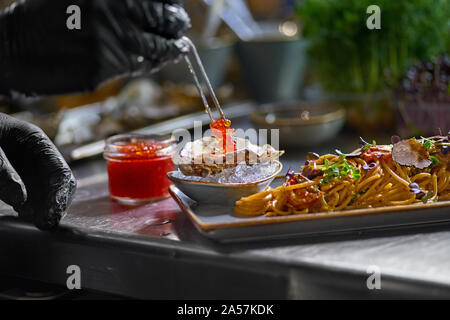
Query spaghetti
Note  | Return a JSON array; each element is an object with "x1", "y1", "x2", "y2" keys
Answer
[{"x1": 235, "y1": 136, "x2": 450, "y2": 216}]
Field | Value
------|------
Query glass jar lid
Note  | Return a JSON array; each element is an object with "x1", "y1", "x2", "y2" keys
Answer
[{"x1": 104, "y1": 133, "x2": 176, "y2": 160}]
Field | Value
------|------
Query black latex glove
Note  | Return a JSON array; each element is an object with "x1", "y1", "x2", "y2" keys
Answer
[
  {"x1": 0, "y1": 0, "x2": 190, "y2": 96},
  {"x1": 0, "y1": 113, "x2": 76, "y2": 230}
]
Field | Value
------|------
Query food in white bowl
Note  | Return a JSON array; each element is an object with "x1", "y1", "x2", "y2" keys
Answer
[
  {"x1": 172, "y1": 161, "x2": 281, "y2": 184},
  {"x1": 178, "y1": 136, "x2": 284, "y2": 178}
]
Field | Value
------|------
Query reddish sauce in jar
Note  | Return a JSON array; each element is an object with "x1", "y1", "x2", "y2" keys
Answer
[{"x1": 104, "y1": 134, "x2": 175, "y2": 205}]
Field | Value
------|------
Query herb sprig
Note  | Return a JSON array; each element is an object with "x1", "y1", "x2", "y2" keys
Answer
[
  {"x1": 419, "y1": 136, "x2": 435, "y2": 149},
  {"x1": 311, "y1": 153, "x2": 361, "y2": 187},
  {"x1": 429, "y1": 155, "x2": 439, "y2": 167},
  {"x1": 360, "y1": 137, "x2": 377, "y2": 151},
  {"x1": 422, "y1": 192, "x2": 434, "y2": 203},
  {"x1": 416, "y1": 137, "x2": 442, "y2": 168},
  {"x1": 418, "y1": 136, "x2": 450, "y2": 149}
]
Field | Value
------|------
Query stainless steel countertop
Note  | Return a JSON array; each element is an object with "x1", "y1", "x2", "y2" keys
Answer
[{"x1": 1, "y1": 116, "x2": 449, "y2": 299}]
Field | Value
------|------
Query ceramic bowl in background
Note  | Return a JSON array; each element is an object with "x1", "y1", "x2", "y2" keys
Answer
[{"x1": 251, "y1": 102, "x2": 346, "y2": 148}]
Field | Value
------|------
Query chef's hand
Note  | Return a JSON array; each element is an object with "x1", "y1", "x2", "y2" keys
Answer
[
  {"x1": 0, "y1": 113, "x2": 76, "y2": 230},
  {"x1": 0, "y1": 0, "x2": 190, "y2": 96}
]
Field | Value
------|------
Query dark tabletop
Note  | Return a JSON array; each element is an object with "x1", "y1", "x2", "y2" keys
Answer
[{"x1": 1, "y1": 113, "x2": 450, "y2": 299}]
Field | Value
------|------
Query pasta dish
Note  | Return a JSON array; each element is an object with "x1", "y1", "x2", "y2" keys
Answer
[{"x1": 235, "y1": 135, "x2": 450, "y2": 216}]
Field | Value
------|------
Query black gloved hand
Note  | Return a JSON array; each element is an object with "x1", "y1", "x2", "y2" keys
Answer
[
  {"x1": 0, "y1": 113, "x2": 76, "y2": 230},
  {"x1": 0, "y1": 0, "x2": 190, "y2": 96}
]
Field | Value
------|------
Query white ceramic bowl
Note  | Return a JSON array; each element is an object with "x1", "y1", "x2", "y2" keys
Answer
[{"x1": 167, "y1": 161, "x2": 283, "y2": 205}]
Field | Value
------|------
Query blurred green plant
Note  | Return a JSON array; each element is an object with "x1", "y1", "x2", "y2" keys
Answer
[{"x1": 296, "y1": 0, "x2": 450, "y2": 93}]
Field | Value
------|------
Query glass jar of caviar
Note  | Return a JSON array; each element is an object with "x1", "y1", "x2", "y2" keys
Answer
[{"x1": 104, "y1": 134, "x2": 176, "y2": 205}]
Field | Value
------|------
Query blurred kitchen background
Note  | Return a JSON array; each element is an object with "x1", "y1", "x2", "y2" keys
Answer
[{"x1": 0, "y1": 0, "x2": 448, "y2": 161}]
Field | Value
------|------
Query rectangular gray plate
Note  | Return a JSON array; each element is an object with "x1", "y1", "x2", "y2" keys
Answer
[{"x1": 169, "y1": 185, "x2": 450, "y2": 243}]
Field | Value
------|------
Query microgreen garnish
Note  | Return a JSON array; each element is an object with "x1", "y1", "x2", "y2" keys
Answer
[
  {"x1": 429, "y1": 155, "x2": 439, "y2": 167},
  {"x1": 359, "y1": 137, "x2": 369, "y2": 147},
  {"x1": 422, "y1": 191, "x2": 434, "y2": 203},
  {"x1": 313, "y1": 154, "x2": 361, "y2": 186},
  {"x1": 419, "y1": 136, "x2": 435, "y2": 149},
  {"x1": 335, "y1": 149, "x2": 346, "y2": 161},
  {"x1": 353, "y1": 169, "x2": 361, "y2": 180},
  {"x1": 430, "y1": 135, "x2": 450, "y2": 154},
  {"x1": 360, "y1": 138, "x2": 377, "y2": 151}
]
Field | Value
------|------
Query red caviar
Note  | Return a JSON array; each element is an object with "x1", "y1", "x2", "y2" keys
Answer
[
  {"x1": 104, "y1": 135, "x2": 175, "y2": 204},
  {"x1": 210, "y1": 117, "x2": 236, "y2": 153}
]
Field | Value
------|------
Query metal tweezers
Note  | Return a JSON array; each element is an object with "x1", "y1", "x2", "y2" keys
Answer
[{"x1": 179, "y1": 36, "x2": 225, "y2": 122}]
